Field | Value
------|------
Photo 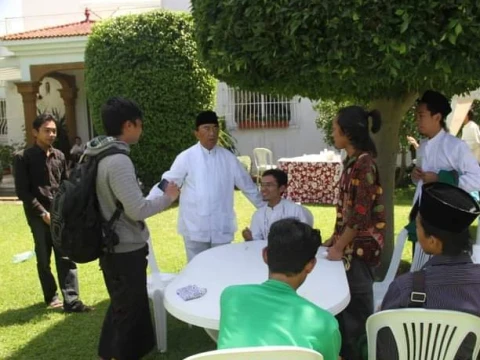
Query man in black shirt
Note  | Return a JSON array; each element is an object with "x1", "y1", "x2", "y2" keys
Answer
[{"x1": 14, "y1": 113, "x2": 91, "y2": 312}]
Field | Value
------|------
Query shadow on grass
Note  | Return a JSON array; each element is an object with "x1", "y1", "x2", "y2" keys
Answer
[
  {"x1": 0, "y1": 303, "x2": 52, "y2": 327},
  {"x1": 5, "y1": 300, "x2": 214, "y2": 360}
]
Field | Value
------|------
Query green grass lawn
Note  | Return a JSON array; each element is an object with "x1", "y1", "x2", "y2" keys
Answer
[{"x1": 0, "y1": 188, "x2": 433, "y2": 359}]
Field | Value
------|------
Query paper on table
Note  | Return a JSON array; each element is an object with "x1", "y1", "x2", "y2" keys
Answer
[{"x1": 147, "y1": 182, "x2": 164, "y2": 201}]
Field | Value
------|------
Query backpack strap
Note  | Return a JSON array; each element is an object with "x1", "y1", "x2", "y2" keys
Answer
[
  {"x1": 93, "y1": 148, "x2": 129, "y2": 253},
  {"x1": 408, "y1": 270, "x2": 426, "y2": 308}
]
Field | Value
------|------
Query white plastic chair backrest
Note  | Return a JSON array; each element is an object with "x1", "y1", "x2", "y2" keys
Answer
[
  {"x1": 147, "y1": 237, "x2": 160, "y2": 275},
  {"x1": 381, "y1": 229, "x2": 408, "y2": 286},
  {"x1": 183, "y1": 346, "x2": 324, "y2": 360},
  {"x1": 411, "y1": 242, "x2": 432, "y2": 272},
  {"x1": 366, "y1": 309, "x2": 480, "y2": 360},
  {"x1": 253, "y1": 148, "x2": 274, "y2": 169},
  {"x1": 302, "y1": 206, "x2": 314, "y2": 227}
]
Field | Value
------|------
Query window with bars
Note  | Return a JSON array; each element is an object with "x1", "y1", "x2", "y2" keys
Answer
[
  {"x1": 0, "y1": 99, "x2": 7, "y2": 136},
  {"x1": 227, "y1": 88, "x2": 297, "y2": 129}
]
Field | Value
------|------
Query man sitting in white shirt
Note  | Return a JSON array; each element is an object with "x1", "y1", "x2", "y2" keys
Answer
[
  {"x1": 242, "y1": 169, "x2": 310, "y2": 241},
  {"x1": 461, "y1": 110, "x2": 480, "y2": 163}
]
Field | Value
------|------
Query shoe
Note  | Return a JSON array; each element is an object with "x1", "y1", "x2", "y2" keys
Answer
[
  {"x1": 64, "y1": 301, "x2": 94, "y2": 313},
  {"x1": 47, "y1": 298, "x2": 63, "y2": 309}
]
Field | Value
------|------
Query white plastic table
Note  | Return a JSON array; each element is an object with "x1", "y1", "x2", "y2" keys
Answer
[{"x1": 163, "y1": 241, "x2": 351, "y2": 330}]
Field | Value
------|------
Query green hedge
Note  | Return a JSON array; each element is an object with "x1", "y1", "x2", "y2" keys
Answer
[{"x1": 85, "y1": 11, "x2": 216, "y2": 188}]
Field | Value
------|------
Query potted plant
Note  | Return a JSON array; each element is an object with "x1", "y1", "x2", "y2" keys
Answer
[{"x1": 0, "y1": 144, "x2": 15, "y2": 182}]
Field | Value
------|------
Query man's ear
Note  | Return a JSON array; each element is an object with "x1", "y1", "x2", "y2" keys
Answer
[
  {"x1": 32, "y1": 129, "x2": 38, "y2": 138},
  {"x1": 430, "y1": 235, "x2": 443, "y2": 254},
  {"x1": 433, "y1": 112, "x2": 443, "y2": 125},
  {"x1": 304, "y1": 258, "x2": 317, "y2": 274},
  {"x1": 262, "y1": 247, "x2": 268, "y2": 265}
]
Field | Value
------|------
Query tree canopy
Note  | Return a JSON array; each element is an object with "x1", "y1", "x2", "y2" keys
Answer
[
  {"x1": 191, "y1": 0, "x2": 480, "y2": 271},
  {"x1": 85, "y1": 11, "x2": 216, "y2": 188},
  {"x1": 192, "y1": 1, "x2": 480, "y2": 101}
]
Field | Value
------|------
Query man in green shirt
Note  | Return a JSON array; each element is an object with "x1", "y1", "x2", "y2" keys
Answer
[{"x1": 217, "y1": 218, "x2": 341, "y2": 360}]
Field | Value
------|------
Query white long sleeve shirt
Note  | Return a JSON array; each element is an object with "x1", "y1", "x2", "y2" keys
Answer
[
  {"x1": 162, "y1": 143, "x2": 263, "y2": 244},
  {"x1": 413, "y1": 129, "x2": 480, "y2": 203},
  {"x1": 250, "y1": 199, "x2": 309, "y2": 240},
  {"x1": 461, "y1": 121, "x2": 480, "y2": 163}
]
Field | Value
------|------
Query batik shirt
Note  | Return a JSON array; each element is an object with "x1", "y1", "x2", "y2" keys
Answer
[{"x1": 333, "y1": 153, "x2": 386, "y2": 264}]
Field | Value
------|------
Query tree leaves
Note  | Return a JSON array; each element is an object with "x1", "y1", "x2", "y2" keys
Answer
[{"x1": 191, "y1": 1, "x2": 480, "y2": 101}]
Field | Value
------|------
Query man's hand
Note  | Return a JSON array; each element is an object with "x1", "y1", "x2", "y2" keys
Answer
[
  {"x1": 421, "y1": 171, "x2": 438, "y2": 184},
  {"x1": 164, "y1": 182, "x2": 180, "y2": 201},
  {"x1": 327, "y1": 245, "x2": 344, "y2": 261},
  {"x1": 323, "y1": 236, "x2": 334, "y2": 247},
  {"x1": 242, "y1": 227, "x2": 253, "y2": 241},
  {"x1": 406, "y1": 136, "x2": 419, "y2": 149},
  {"x1": 411, "y1": 167, "x2": 423, "y2": 181},
  {"x1": 41, "y1": 212, "x2": 51, "y2": 226}
]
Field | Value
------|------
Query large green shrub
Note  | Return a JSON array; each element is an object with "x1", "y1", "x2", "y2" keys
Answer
[{"x1": 85, "y1": 11, "x2": 216, "y2": 188}]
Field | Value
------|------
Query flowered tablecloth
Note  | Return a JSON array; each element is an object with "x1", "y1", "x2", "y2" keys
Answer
[{"x1": 278, "y1": 159, "x2": 342, "y2": 205}]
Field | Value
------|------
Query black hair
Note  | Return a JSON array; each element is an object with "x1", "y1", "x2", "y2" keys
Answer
[
  {"x1": 467, "y1": 110, "x2": 474, "y2": 121},
  {"x1": 417, "y1": 90, "x2": 452, "y2": 131},
  {"x1": 262, "y1": 169, "x2": 288, "y2": 187},
  {"x1": 33, "y1": 113, "x2": 57, "y2": 131},
  {"x1": 101, "y1": 97, "x2": 143, "y2": 136},
  {"x1": 75, "y1": 136, "x2": 82, "y2": 141},
  {"x1": 336, "y1": 106, "x2": 382, "y2": 158},
  {"x1": 419, "y1": 215, "x2": 472, "y2": 256},
  {"x1": 267, "y1": 218, "x2": 322, "y2": 275}
]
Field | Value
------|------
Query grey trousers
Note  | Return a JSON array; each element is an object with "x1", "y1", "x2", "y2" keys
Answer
[{"x1": 183, "y1": 237, "x2": 229, "y2": 262}]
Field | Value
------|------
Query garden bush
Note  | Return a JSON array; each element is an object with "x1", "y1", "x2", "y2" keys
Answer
[{"x1": 85, "y1": 11, "x2": 216, "y2": 188}]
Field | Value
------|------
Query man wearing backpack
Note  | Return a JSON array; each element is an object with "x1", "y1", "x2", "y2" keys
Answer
[
  {"x1": 14, "y1": 113, "x2": 92, "y2": 312},
  {"x1": 83, "y1": 97, "x2": 179, "y2": 360}
]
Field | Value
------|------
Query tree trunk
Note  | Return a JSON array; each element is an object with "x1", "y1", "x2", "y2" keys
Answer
[
  {"x1": 370, "y1": 93, "x2": 417, "y2": 278},
  {"x1": 395, "y1": 147, "x2": 407, "y2": 187}
]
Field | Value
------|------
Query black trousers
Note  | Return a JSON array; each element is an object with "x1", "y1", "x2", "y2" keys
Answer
[
  {"x1": 26, "y1": 214, "x2": 79, "y2": 305},
  {"x1": 336, "y1": 257, "x2": 374, "y2": 360},
  {"x1": 98, "y1": 245, "x2": 155, "y2": 360}
]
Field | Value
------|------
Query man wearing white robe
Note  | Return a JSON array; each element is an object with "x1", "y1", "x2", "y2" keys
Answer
[
  {"x1": 162, "y1": 111, "x2": 263, "y2": 261},
  {"x1": 461, "y1": 110, "x2": 480, "y2": 163},
  {"x1": 243, "y1": 169, "x2": 310, "y2": 241},
  {"x1": 409, "y1": 90, "x2": 480, "y2": 269}
]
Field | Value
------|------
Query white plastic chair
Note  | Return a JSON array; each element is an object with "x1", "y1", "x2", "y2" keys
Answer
[
  {"x1": 146, "y1": 238, "x2": 177, "y2": 352},
  {"x1": 410, "y1": 242, "x2": 432, "y2": 272},
  {"x1": 302, "y1": 206, "x2": 314, "y2": 227},
  {"x1": 183, "y1": 346, "x2": 324, "y2": 360},
  {"x1": 373, "y1": 229, "x2": 408, "y2": 310},
  {"x1": 476, "y1": 217, "x2": 480, "y2": 245},
  {"x1": 366, "y1": 309, "x2": 480, "y2": 360},
  {"x1": 253, "y1": 148, "x2": 277, "y2": 184}
]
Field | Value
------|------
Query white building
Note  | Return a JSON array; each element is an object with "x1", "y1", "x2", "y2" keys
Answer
[{"x1": 0, "y1": 0, "x2": 330, "y2": 164}]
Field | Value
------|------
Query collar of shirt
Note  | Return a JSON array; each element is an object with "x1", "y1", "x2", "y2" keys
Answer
[
  {"x1": 200, "y1": 143, "x2": 217, "y2": 156},
  {"x1": 426, "y1": 128, "x2": 446, "y2": 146},
  {"x1": 424, "y1": 253, "x2": 473, "y2": 268},
  {"x1": 262, "y1": 279, "x2": 296, "y2": 294},
  {"x1": 32, "y1": 143, "x2": 58, "y2": 159}
]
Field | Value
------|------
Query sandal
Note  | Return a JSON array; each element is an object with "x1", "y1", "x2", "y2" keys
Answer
[{"x1": 47, "y1": 298, "x2": 63, "y2": 309}]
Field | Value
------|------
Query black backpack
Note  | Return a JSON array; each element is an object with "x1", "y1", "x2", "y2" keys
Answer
[{"x1": 50, "y1": 148, "x2": 127, "y2": 263}]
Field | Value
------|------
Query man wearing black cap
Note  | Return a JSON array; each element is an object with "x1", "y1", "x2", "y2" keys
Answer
[
  {"x1": 379, "y1": 183, "x2": 480, "y2": 359},
  {"x1": 161, "y1": 111, "x2": 263, "y2": 261},
  {"x1": 407, "y1": 90, "x2": 480, "y2": 268}
]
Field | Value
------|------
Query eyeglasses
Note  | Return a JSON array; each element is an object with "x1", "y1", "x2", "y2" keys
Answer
[{"x1": 260, "y1": 182, "x2": 278, "y2": 188}]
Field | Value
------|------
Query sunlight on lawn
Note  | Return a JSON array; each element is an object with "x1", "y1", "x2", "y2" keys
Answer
[{"x1": 0, "y1": 192, "x2": 415, "y2": 359}]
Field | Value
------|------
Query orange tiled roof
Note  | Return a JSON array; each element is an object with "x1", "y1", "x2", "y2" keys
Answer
[{"x1": 1, "y1": 20, "x2": 95, "y2": 41}]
